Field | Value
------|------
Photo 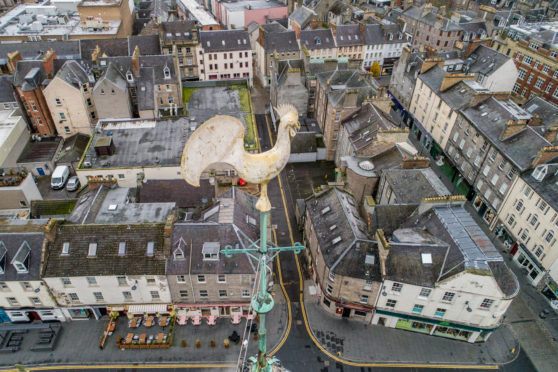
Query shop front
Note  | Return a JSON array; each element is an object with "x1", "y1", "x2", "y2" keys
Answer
[
  {"x1": 511, "y1": 243, "x2": 546, "y2": 286},
  {"x1": 373, "y1": 309, "x2": 495, "y2": 343},
  {"x1": 5, "y1": 308, "x2": 66, "y2": 322},
  {"x1": 62, "y1": 306, "x2": 101, "y2": 320},
  {"x1": 472, "y1": 194, "x2": 497, "y2": 229}
]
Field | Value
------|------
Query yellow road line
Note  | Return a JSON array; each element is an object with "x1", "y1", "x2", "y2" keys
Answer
[
  {"x1": 255, "y1": 113, "x2": 292, "y2": 357},
  {"x1": 268, "y1": 229, "x2": 292, "y2": 356},
  {"x1": 268, "y1": 116, "x2": 498, "y2": 370}
]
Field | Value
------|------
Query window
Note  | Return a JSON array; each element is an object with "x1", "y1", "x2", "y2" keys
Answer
[
  {"x1": 64, "y1": 126, "x2": 70, "y2": 134},
  {"x1": 499, "y1": 183, "x2": 508, "y2": 195},
  {"x1": 122, "y1": 291, "x2": 132, "y2": 300},
  {"x1": 86, "y1": 276, "x2": 97, "y2": 285},
  {"x1": 524, "y1": 55, "x2": 533, "y2": 64},
  {"x1": 535, "y1": 246, "x2": 544, "y2": 257},
  {"x1": 219, "y1": 290, "x2": 227, "y2": 297},
  {"x1": 518, "y1": 69, "x2": 526, "y2": 80},
  {"x1": 30, "y1": 297, "x2": 41, "y2": 305},
  {"x1": 179, "y1": 290, "x2": 188, "y2": 298},
  {"x1": 176, "y1": 275, "x2": 185, "y2": 283},
  {"x1": 418, "y1": 288, "x2": 431, "y2": 298},
  {"x1": 520, "y1": 229, "x2": 529, "y2": 241},
  {"x1": 86, "y1": 98, "x2": 92, "y2": 106},
  {"x1": 412, "y1": 304, "x2": 424, "y2": 313},
  {"x1": 507, "y1": 168, "x2": 517, "y2": 180},
  {"x1": 21, "y1": 281, "x2": 32, "y2": 291},
  {"x1": 359, "y1": 294, "x2": 369, "y2": 304},
  {"x1": 516, "y1": 199, "x2": 524, "y2": 212},
  {"x1": 543, "y1": 65, "x2": 550, "y2": 73},
  {"x1": 68, "y1": 293, "x2": 79, "y2": 302},
  {"x1": 508, "y1": 214, "x2": 515, "y2": 226},
  {"x1": 146, "y1": 242, "x2": 154, "y2": 256},
  {"x1": 483, "y1": 165, "x2": 490, "y2": 176},
  {"x1": 539, "y1": 200, "x2": 548, "y2": 212},
  {"x1": 434, "y1": 308, "x2": 446, "y2": 317},
  {"x1": 55, "y1": 98, "x2": 61, "y2": 105},
  {"x1": 489, "y1": 149, "x2": 497, "y2": 162},
  {"x1": 547, "y1": 83, "x2": 553, "y2": 93},
  {"x1": 150, "y1": 291, "x2": 160, "y2": 300},
  {"x1": 199, "y1": 290, "x2": 208, "y2": 297},
  {"x1": 442, "y1": 292, "x2": 455, "y2": 302},
  {"x1": 59, "y1": 112, "x2": 66, "y2": 120},
  {"x1": 326, "y1": 284, "x2": 333, "y2": 295},
  {"x1": 391, "y1": 282, "x2": 403, "y2": 293},
  {"x1": 536, "y1": 78, "x2": 544, "y2": 89},
  {"x1": 545, "y1": 231, "x2": 554, "y2": 243},
  {"x1": 7, "y1": 297, "x2": 19, "y2": 306},
  {"x1": 197, "y1": 275, "x2": 206, "y2": 283},
  {"x1": 117, "y1": 276, "x2": 127, "y2": 286},
  {"x1": 217, "y1": 274, "x2": 226, "y2": 283},
  {"x1": 93, "y1": 292, "x2": 104, "y2": 301},
  {"x1": 242, "y1": 289, "x2": 250, "y2": 297},
  {"x1": 328, "y1": 271, "x2": 335, "y2": 282},
  {"x1": 386, "y1": 299, "x2": 397, "y2": 308},
  {"x1": 530, "y1": 214, "x2": 538, "y2": 226},
  {"x1": 480, "y1": 298, "x2": 494, "y2": 309},
  {"x1": 513, "y1": 83, "x2": 520, "y2": 93},
  {"x1": 61, "y1": 277, "x2": 71, "y2": 286},
  {"x1": 146, "y1": 277, "x2": 156, "y2": 285},
  {"x1": 491, "y1": 174, "x2": 499, "y2": 186},
  {"x1": 0, "y1": 282, "x2": 8, "y2": 291}
]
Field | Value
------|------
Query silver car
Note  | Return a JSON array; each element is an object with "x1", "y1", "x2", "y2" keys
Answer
[{"x1": 65, "y1": 176, "x2": 80, "y2": 192}]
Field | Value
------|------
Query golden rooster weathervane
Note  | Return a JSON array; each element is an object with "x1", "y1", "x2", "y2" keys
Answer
[{"x1": 180, "y1": 104, "x2": 300, "y2": 211}]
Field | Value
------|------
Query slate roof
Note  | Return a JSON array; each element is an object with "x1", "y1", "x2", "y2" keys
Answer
[
  {"x1": 317, "y1": 69, "x2": 378, "y2": 109},
  {"x1": 467, "y1": 45, "x2": 511, "y2": 76},
  {"x1": 459, "y1": 21, "x2": 487, "y2": 37},
  {"x1": 95, "y1": 62, "x2": 127, "y2": 91},
  {"x1": 395, "y1": 205, "x2": 519, "y2": 297},
  {"x1": 139, "y1": 179, "x2": 215, "y2": 209},
  {"x1": 42, "y1": 223, "x2": 167, "y2": 277},
  {"x1": 305, "y1": 188, "x2": 379, "y2": 279},
  {"x1": 522, "y1": 163, "x2": 558, "y2": 212},
  {"x1": 167, "y1": 187, "x2": 258, "y2": 276},
  {"x1": 0, "y1": 40, "x2": 80, "y2": 63},
  {"x1": 160, "y1": 21, "x2": 198, "y2": 43},
  {"x1": 0, "y1": 233, "x2": 45, "y2": 281},
  {"x1": 80, "y1": 38, "x2": 129, "y2": 60},
  {"x1": 335, "y1": 25, "x2": 363, "y2": 47},
  {"x1": 380, "y1": 168, "x2": 450, "y2": 204},
  {"x1": 402, "y1": 5, "x2": 462, "y2": 32},
  {"x1": 128, "y1": 35, "x2": 161, "y2": 56},
  {"x1": 275, "y1": 59, "x2": 305, "y2": 87},
  {"x1": 56, "y1": 133, "x2": 90, "y2": 163},
  {"x1": 461, "y1": 98, "x2": 551, "y2": 171},
  {"x1": 300, "y1": 29, "x2": 336, "y2": 50},
  {"x1": 137, "y1": 68, "x2": 155, "y2": 110},
  {"x1": 200, "y1": 30, "x2": 251, "y2": 52},
  {"x1": 17, "y1": 137, "x2": 61, "y2": 164},
  {"x1": 341, "y1": 102, "x2": 396, "y2": 152},
  {"x1": 289, "y1": 6, "x2": 315, "y2": 28},
  {"x1": 523, "y1": 96, "x2": 558, "y2": 129},
  {"x1": 12, "y1": 61, "x2": 46, "y2": 91},
  {"x1": 138, "y1": 55, "x2": 177, "y2": 84},
  {"x1": 264, "y1": 30, "x2": 300, "y2": 53},
  {"x1": 0, "y1": 76, "x2": 15, "y2": 103},
  {"x1": 56, "y1": 60, "x2": 92, "y2": 88}
]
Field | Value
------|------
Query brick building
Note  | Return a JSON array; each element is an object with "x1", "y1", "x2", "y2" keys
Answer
[{"x1": 12, "y1": 57, "x2": 56, "y2": 137}]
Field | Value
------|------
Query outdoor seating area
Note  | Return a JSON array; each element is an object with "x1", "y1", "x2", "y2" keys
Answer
[
  {"x1": 0, "y1": 330, "x2": 26, "y2": 353},
  {"x1": 30, "y1": 325, "x2": 62, "y2": 351},
  {"x1": 116, "y1": 314, "x2": 174, "y2": 349}
]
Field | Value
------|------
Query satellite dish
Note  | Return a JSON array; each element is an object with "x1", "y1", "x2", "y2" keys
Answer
[
  {"x1": 131, "y1": 285, "x2": 137, "y2": 291},
  {"x1": 436, "y1": 156, "x2": 444, "y2": 167}
]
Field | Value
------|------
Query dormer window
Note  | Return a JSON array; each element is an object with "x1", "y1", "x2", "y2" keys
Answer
[
  {"x1": 163, "y1": 66, "x2": 171, "y2": 79},
  {"x1": 174, "y1": 237, "x2": 186, "y2": 260},
  {"x1": 246, "y1": 215, "x2": 257, "y2": 226},
  {"x1": 61, "y1": 242, "x2": 70, "y2": 256},
  {"x1": 532, "y1": 165, "x2": 547, "y2": 181},
  {"x1": 202, "y1": 242, "x2": 220, "y2": 261},
  {"x1": 388, "y1": 33, "x2": 393, "y2": 40},
  {"x1": 0, "y1": 242, "x2": 6, "y2": 274},
  {"x1": 11, "y1": 241, "x2": 30, "y2": 274},
  {"x1": 126, "y1": 71, "x2": 134, "y2": 82},
  {"x1": 82, "y1": 83, "x2": 88, "y2": 92},
  {"x1": 88, "y1": 243, "x2": 97, "y2": 257}
]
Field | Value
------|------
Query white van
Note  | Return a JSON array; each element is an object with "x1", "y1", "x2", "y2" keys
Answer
[{"x1": 51, "y1": 166, "x2": 70, "y2": 190}]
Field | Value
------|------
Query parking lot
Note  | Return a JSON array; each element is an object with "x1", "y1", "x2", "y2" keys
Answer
[{"x1": 36, "y1": 175, "x2": 81, "y2": 200}]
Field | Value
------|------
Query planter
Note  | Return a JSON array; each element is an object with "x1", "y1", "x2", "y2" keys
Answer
[
  {"x1": 196, "y1": 340, "x2": 201, "y2": 348},
  {"x1": 181, "y1": 339, "x2": 187, "y2": 348}
]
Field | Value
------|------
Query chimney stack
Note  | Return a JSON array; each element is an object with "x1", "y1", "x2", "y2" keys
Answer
[
  {"x1": 542, "y1": 126, "x2": 558, "y2": 144},
  {"x1": 7, "y1": 50, "x2": 22, "y2": 74},
  {"x1": 499, "y1": 120, "x2": 527, "y2": 141},
  {"x1": 531, "y1": 146, "x2": 558, "y2": 167}
]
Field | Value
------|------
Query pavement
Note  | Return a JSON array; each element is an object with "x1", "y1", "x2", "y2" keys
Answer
[
  {"x1": 0, "y1": 284, "x2": 288, "y2": 370},
  {"x1": 407, "y1": 132, "x2": 558, "y2": 372}
]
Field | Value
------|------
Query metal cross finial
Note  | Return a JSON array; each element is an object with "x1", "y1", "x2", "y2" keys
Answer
[{"x1": 222, "y1": 211, "x2": 304, "y2": 372}]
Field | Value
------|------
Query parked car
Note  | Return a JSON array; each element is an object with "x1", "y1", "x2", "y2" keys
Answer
[
  {"x1": 51, "y1": 166, "x2": 70, "y2": 190},
  {"x1": 66, "y1": 176, "x2": 80, "y2": 192}
]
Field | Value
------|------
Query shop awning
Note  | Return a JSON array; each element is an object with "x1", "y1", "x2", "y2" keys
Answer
[{"x1": 127, "y1": 304, "x2": 168, "y2": 314}]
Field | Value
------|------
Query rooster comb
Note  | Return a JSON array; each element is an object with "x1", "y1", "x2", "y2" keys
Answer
[{"x1": 276, "y1": 104, "x2": 297, "y2": 119}]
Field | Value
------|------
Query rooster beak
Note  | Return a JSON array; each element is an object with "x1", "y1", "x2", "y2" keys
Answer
[{"x1": 296, "y1": 121, "x2": 301, "y2": 130}]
